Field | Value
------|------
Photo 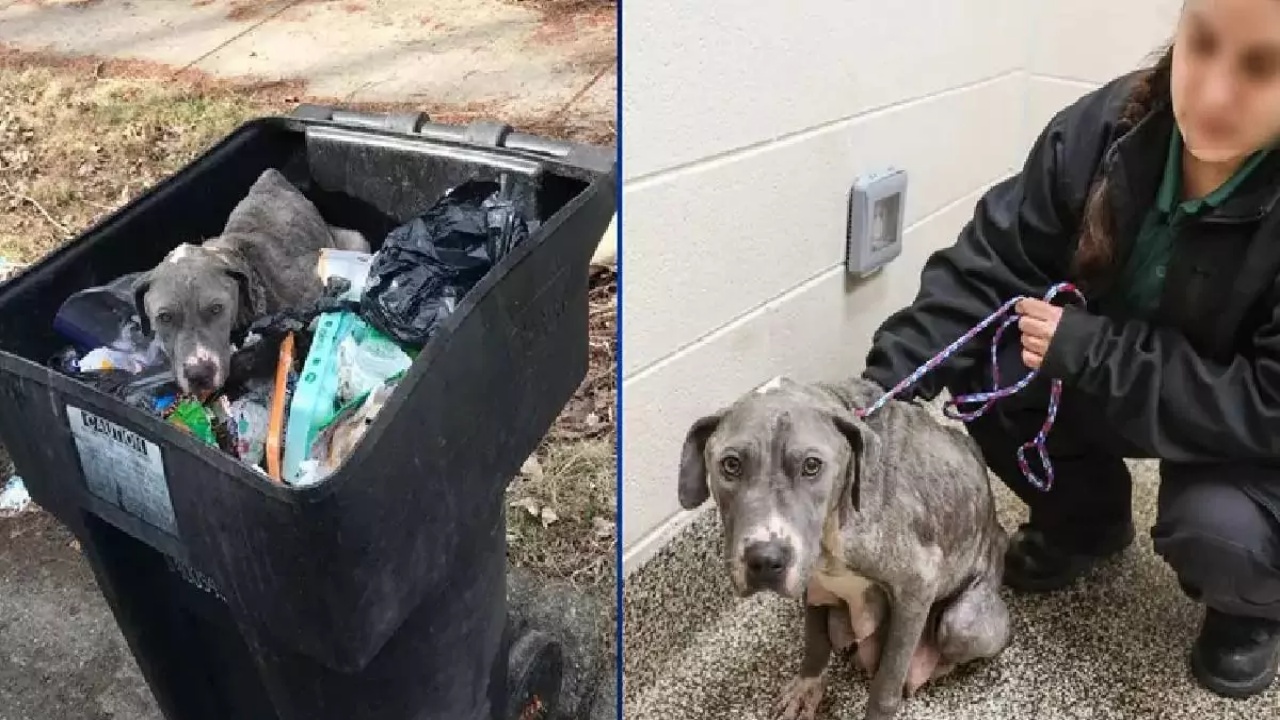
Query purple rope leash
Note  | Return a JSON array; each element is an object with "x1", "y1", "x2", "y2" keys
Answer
[{"x1": 854, "y1": 282, "x2": 1087, "y2": 492}]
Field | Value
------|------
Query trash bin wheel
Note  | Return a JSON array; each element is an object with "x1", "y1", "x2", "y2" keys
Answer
[{"x1": 506, "y1": 628, "x2": 564, "y2": 720}]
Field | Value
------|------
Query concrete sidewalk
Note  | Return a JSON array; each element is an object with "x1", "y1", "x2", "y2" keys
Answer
[
  {"x1": 0, "y1": 510, "x2": 161, "y2": 720},
  {"x1": 0, "y1": 0, "x2": 615, "y2": 130},
  {"x1": 623, "y1": 404, "x2": 1280, "y2": 720}
]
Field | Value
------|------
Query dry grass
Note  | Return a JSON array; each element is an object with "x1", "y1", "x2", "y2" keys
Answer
[
  {"x1": 0, "y1": 66, "x2": 262, "y2": 261},
  {"x1": 0, "y1": 60, "x2": 617, "y2": 592},
  {"x1": 507, "y1": 433, "x2": 616, "y2": 587},
  {"x1": 507, "y1": 266, "x2": 616, "y2": 589},
  {"x1": 0, "y1": 50, "x2": 616, "y2": 260}
]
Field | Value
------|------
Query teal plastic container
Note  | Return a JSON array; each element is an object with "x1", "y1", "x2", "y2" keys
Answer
[{"x1": 282, "y1": 311, "x2": 358, "y2": 483}]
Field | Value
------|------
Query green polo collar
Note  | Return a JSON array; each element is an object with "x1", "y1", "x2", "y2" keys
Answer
[{"x1": 1156, "y1": 127, "x2": 1272, "y2": 215}]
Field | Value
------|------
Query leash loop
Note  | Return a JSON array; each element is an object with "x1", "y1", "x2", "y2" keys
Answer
[{"x1": 854, "y1": 282, "x2": 1086, "y2": 491}]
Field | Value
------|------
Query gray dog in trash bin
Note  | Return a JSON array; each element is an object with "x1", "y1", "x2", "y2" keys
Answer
[
  {"x1": 677, "y1": 375, "x2": 1011, "y2": 720},
  {"x1": 132, "y1": 168, "x2": 370, "y2": 395}
]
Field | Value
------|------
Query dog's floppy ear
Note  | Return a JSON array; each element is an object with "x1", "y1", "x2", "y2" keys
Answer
[
  {"x1": 678, "y1": 411, "x2": 724, "y2": 510},
  {"x1": 132, "y1": 271, "x2": 154, "y2": 336},
  {"x1": 227, "y1": 265, "x2": 260, "y2": 329},
  {"x1": 831, "y1": 412, "x2": 875, "y2": 526},
  {"x1": 211, "y1": 247, "x2": 265, "y2": 329}
]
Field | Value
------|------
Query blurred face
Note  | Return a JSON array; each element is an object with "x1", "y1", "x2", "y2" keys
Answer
[{"x1": 1173, "y1": 0, "x2": 1280, "y2": 163}]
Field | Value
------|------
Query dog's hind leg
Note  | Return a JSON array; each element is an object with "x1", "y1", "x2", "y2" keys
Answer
[{"x1": 935, "y1": 577, "x2": 1011, "y2": 669}]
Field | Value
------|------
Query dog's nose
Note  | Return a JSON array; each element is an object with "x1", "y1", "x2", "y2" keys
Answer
[
  {"x1": 743, "y1": 540, "x2": 791, "y2": 583},
  {"x1": 183, "y1": 361, "x2": 217, "y2": 390}
]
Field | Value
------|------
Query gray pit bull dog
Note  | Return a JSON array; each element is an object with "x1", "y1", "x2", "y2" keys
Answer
[
  {"x1": 678, "y1": 375, "x2": 1011, "y2": 720},
  {"x1": 133, "y1": 168, "x2": 369, "y2": 395}
]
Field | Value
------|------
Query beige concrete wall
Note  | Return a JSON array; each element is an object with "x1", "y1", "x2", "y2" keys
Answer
[
  {"x1": 620, "y1": 0, "x2": 1184, "y2": 572},
  {"x1": 1023, "y1": 1, "x2": 1183, "y2": 154}
]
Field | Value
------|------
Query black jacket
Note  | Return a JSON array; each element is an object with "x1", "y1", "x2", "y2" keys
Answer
[{"x1": 863, "y1": 71, "x2": 1280, "y2": 464}]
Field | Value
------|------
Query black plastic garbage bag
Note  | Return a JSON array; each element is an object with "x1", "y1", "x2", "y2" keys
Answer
[{"x1": 360, "y1": 175, "x2": 537, "y2": 348}]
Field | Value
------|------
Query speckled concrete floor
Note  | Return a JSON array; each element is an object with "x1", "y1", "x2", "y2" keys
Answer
[{"x1": 623, "y1": 456, "x2": 1280, "y2": 720}]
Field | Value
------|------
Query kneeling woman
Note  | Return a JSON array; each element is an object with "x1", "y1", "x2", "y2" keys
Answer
[{"x1": 864, "y1": 0, "x2": 1280, "y2": 699}]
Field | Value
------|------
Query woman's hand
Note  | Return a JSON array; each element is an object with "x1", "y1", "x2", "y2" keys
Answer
[{"x1": 1015, "y1": 298, "x2": 1064, "y2": 370}]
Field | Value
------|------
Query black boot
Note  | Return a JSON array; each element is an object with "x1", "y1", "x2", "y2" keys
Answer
[
  {"x1": 1190, "y1": 608, "x2": 1280, "y2": 699},
  {"x1": 1003, "y1": 521, "x2": 1135, "y2": 593}
]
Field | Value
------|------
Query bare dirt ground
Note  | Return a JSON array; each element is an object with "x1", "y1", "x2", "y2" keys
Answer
[{"x1": 0, "y1": 44, "x2": 615, "y2": 718}]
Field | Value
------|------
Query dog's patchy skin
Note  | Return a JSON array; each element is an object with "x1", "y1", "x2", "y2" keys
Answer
[
  {"x1": 133, "y1": 169, "x2": 370, "y2": 395},
  {"x1": 678, "y1": 376, "x2": 1010, "y2": 720}
]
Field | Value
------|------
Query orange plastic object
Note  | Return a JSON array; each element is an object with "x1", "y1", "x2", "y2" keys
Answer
[{"x1": 265, "y1": 332, "x2": 295, "y2": 483}]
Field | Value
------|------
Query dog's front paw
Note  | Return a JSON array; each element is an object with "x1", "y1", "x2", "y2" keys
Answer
[{"x1": 776, "y1": 673, "x2": 826, "y2": 720}]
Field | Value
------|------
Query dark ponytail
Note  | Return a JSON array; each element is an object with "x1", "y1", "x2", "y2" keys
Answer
[{"x1": 1072, "y1": 45, "x2": 1175, "y2": 286}]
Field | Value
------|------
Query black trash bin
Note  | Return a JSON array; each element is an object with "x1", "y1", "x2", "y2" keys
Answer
[{"x1": 0, "y1": 105, "x2": 616, "y2": 720}]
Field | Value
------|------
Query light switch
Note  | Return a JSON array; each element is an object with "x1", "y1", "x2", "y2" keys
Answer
[{"x1": 846, "y1": 168, "x2": 907, "y2": 277}]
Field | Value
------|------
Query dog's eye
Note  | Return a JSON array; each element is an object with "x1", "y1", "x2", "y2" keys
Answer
[
  {"x1": 720, "y1": 456, "x2": 741, "y2": 477},
  {"x1": 801, "y1": 457, "x2": 823, "y2": 476},
  {"x1": 208, "y1": 304, "x2": 224, "y2": 317},
  {"x1": 156, "y1": 311, "x2": 174, "y2": 325}
]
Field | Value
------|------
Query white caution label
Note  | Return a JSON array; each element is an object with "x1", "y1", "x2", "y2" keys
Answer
[{"x1": 66, "y1": 405, "x2": 177, "y2": 536}]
